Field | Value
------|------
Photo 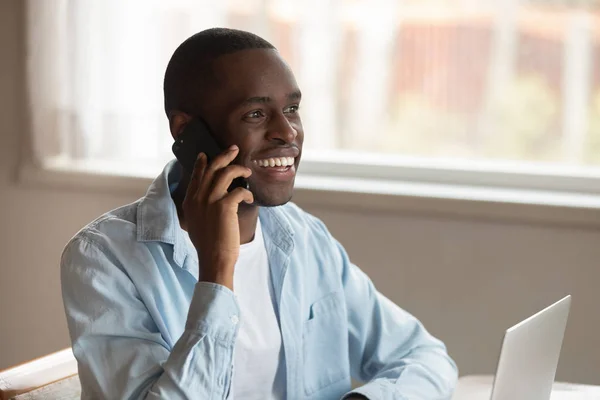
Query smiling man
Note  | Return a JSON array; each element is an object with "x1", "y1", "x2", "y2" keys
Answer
[{"x1": 61, "y1": 28, "x2": 458, "y2": 400}]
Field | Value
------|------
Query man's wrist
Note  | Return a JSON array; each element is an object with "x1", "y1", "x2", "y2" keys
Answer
[
  {"x1": 198, "y1": 259, "x2": 235, "y2": 291},
  {"x1": 198, "y1": 274, "x2": 234, "y2": 291}
]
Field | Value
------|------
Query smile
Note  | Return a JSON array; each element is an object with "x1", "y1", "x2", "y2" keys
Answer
[{"x1": 252, "y1": 157, "x2": 295, "y2": 168}]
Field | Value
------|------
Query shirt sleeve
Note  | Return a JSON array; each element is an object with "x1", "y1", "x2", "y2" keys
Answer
[
  {"x1": 61, "y1": 237, "x2": 239, "y2": 400},
  {"x1": 309, "y1": 218, "x2": 458, "y2": 400}
]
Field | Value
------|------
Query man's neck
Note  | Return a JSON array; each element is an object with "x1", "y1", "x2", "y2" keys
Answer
[
  {"x1": 172, "y1": 177, "x2": 259, "y2": 245},
  {"x1": 237, "y1": 203, "x2": 260, "y2": 244}
]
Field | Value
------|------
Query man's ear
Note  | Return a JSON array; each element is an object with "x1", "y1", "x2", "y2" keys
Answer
[{"x1": 168, "y1": 111, "x2": 193, "y2": 140}]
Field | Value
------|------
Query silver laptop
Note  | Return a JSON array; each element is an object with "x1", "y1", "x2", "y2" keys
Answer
[{"x1": 490, "y1": 295, "x2": 572, "y2": 400}]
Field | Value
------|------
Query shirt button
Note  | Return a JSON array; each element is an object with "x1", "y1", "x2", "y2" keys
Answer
[{"x1": 231, "y1": 315, "x2": 239, "y2": 325}]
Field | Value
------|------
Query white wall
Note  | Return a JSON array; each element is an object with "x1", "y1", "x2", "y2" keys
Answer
[{"x1": 1, "y1": 0, "x2": 599, "y2": 385}]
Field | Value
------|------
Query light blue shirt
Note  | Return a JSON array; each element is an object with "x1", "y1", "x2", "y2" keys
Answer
[{"x1": 61, "y1": 160, "x2": 458, "y2": 400}]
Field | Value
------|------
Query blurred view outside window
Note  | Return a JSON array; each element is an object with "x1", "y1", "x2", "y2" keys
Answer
[{"x1": 28, "y1": 0, "x2": 600, "y2": 176}]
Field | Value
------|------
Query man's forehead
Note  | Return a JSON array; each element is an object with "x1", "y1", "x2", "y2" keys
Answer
[
  {"x1": 210, "y1": 49, "x2": 300, "y2": 106},
  {"x1": 212, "y1": 49, "x2": 292, "y2": 81}
]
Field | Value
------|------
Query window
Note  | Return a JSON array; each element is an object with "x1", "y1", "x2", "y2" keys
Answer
[{"x1": 27, "y1": 0, "x2": 600, "y2": 192}]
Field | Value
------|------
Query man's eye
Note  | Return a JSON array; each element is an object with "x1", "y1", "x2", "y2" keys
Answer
[
  {"x1": 245, "y1": 110, "x2": 264, "y2": 119},
  {"x1": 284, "y1": 105, "x2": 300, "y2": 114}
]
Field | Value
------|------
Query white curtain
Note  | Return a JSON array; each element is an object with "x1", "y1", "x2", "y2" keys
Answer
[
  {"x1": 27, "y1": 0, "x2": 234, "y2": 170},
  {"x1": 26, "y1": 0, "x2": 600, "y2": 172},
  {"x1": 25, "y1": 0, "x2": 344, "y2": 172}
]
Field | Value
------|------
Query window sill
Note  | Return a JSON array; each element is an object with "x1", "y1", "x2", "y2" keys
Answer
[{"x1": 17, "y1": 160, "x2": 600, "y2": 229}]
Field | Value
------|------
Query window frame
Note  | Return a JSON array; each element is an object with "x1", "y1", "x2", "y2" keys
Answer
[{"x1": 17, "y1": 152, "x2": 600, "y2": 229}]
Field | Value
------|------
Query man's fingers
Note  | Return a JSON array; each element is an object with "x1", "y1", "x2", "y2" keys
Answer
[
  {"x1": 220, "y1": 187, "x2": 254, "y2": 209},
  {"x1": 186, "y1": 152, "x2": 206, "y2": 199},
  {"x1": 208, "y1": 166, "x2": 252, "y2": 202},
  {"x1": 198, "y1": 145, "x2": 239, "y2": 199}
]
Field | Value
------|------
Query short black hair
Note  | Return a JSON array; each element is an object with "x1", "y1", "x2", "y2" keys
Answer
[{"x1": 163, "y1": 28, "x2": 276, "y2": 117}]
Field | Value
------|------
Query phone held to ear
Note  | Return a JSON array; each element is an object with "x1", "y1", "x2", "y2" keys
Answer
[{"x1": 172, "y1": 118, "x2": 248, "y2": 192}]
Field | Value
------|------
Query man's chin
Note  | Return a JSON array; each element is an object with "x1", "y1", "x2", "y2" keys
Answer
[
  {"x1": 252, "y1": 191, "x2": 294, "y2": 208},
  {"x1": 247, "y1": 180, "x2": 295, "y2": 207}
]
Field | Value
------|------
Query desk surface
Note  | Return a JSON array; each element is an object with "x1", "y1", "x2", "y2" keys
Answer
[{"x1": 452, "y1": 375, "x2": 600, "y2": 400}]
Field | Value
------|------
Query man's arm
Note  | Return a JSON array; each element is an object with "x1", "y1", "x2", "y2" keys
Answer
[
  {"x1": 61, "y1": 237, "x2": 238, "y2": 399},
  {"x1": 341, "y1": 254, "x2": 458, "y2": 399},
  {"x1": 308, "y1": 217, "x2": 458, "y2": 400},
  {"x1": 62, "y1": 148, "x2": 253, "y2": 399}
]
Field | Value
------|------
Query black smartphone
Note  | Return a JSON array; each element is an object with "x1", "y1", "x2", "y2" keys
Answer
[{"x1": 172, "y1": 118, "x2": 248, "y2": 191}]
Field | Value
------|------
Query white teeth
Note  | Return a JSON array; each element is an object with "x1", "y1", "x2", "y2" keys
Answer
[{"x1": 254, "y1": 157, "x2": 295, "y2": 168}]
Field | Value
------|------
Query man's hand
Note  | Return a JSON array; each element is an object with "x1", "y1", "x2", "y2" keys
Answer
[{"x1": 182, "y1": 145, "x2": 253, "y2": 290}]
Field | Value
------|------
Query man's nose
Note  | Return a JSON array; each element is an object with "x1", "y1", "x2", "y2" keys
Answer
[{"x1": 265, "y1": 112, "x2": 298, "y2": 143}]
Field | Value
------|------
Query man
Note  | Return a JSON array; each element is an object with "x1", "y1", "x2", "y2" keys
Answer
[{"x1": 61, "y1": 28, "x2": 458, "y2": 399}]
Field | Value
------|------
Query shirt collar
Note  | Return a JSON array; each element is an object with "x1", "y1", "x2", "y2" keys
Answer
[
  {"x1": 136, "y1": 160, "x2": 191, "y2": 267},
  {"x1": 259, "y1": 207, "x2": 295, "y2": 255}
]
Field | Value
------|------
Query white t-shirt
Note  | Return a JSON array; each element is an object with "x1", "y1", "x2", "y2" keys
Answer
[
  {"x1": 232, "y1": 219, "x2": 284, "y2": 399},
  {"x1": 184, "y1": 219, "x2": 284, "y2": 398}
]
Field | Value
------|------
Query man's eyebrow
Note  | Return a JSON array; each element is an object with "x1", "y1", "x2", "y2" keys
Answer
[
  {"x1": 241, "y1": 91, "x2": 302, "y2": 106},
  {"x1": 287, "y1": 90, "x2": 302, "y2": 101},
  {"x1": 243, "y1": 96, "x2": 271, "y2": 105}
]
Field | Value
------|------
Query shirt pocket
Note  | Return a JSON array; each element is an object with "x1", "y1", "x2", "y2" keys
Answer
[{"x1": 302, "y1": 291, "x2": 350, "y2": 396}]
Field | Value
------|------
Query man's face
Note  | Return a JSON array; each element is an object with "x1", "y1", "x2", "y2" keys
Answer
[{"x1": 200, "y1": 49, "x2": 304, "y2": 207}]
